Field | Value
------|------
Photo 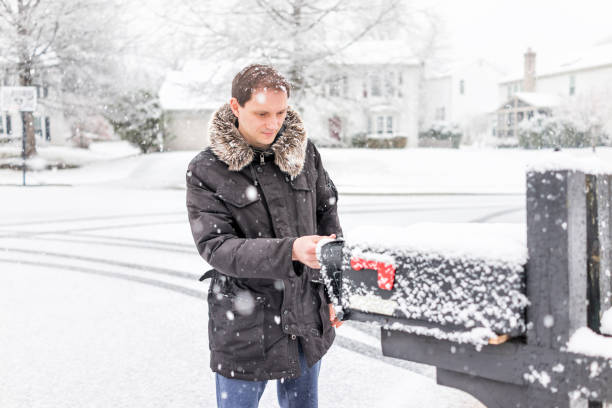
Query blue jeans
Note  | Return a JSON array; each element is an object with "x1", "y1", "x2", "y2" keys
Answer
[{"x1": 215, "y1": 340, "x2": 321, "y2": 408}]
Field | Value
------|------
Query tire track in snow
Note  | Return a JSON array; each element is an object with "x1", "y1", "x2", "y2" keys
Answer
[
  {"x1": 469, "y1": 207, "x2": 524, "y2": 222},
  {"x1": 0, "y1": 211, "x2": 183, "y2": 227},
  {"x1": 0, "y1": 258, "x2": 205, "y2": 299},
  {"x1": 0, "y1": 246, "x2": 198, "y2": 280},
  {"x1": 68, "y1": 232, "x2": 193, "y2": 249},
  {"x1": 0, "y1": 257, "x2": 420, "y2": 373},
  {"x1": 0, "y1": 218, "x2": 187, "y2": 238},
  {"x1": 11, "y1": 235, "x2": 194, "y2": 254}
]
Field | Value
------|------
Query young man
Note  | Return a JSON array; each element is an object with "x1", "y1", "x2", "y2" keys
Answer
[{"x1": 186, "y1": 64, "x2": 343, "y2": 408}]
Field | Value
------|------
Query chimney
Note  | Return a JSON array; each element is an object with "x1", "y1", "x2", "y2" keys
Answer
[{"x1": 523, "y1": 48, "x2": 536, "y2": 92}]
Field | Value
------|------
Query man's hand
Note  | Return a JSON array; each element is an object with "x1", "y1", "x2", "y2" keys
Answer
[
  {"x1": 329, "y1": 303, "x2": 343, "y2": 328},
  {"x1": 291, "y1": 234, "x2": 336, "y2": 269}
]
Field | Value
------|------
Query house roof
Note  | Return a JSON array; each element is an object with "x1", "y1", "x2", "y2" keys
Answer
[
  {"x1": 334, "y1": 40, "x2": 419, "y2": 66},
  {"x1": 427, "y1": 58, "x2": 507, "y2": 81},
  {"x1": 497, "y1": 92, "x2": 560, "y2": 110},
  {"x1": 500, "y1": 42, "x2": 612, "y2": 84},
  {"x1": 159, "y1": 60, "x2": 235, "y2": 111}
]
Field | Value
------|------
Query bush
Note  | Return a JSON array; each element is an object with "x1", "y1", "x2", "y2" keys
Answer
[
  {"x1": 350, "y1": 132, "x2": 367, "y2": 148},
  {"x1": 350, "y1": 132, "x2": 407, "y2": 149},
  {"x1": 105, "y1": 90, "x2": 170, "y2": 154},
  {"x1": 419, "y1": 122, "x2": 462, "y2": 148},
  {"x1": 518, "y1": 114, "x2": 609, "y2": 149}
]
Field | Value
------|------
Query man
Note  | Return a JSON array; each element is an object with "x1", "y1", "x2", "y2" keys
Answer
[{"x1": 186, "y1": 64, "x2": 343, "y2": 408}]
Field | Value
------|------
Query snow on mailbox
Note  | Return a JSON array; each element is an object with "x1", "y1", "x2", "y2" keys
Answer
[{"x1": 317, "y1": 223, "x2": 528, "y2": 347}]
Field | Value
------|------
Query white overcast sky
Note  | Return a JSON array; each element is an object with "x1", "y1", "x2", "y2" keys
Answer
[
  {"x1": 429, "y1": 0, "x2": 612, "y2": 75},
  {"x1": 130, "y1": 0, "x2": 612, "y2": 80}
]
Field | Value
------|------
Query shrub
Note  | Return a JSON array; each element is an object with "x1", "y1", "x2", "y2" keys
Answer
[
  {"x1": 419, "y1": 122, "x2": 462, "y2": 148},
  {"x1": 105, "y1": 90, "x2": 171, "y2": 154}
]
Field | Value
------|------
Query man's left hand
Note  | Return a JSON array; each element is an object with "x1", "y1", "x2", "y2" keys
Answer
[{"x1": 328, "y1": 303, "x2": 343, "y2": 328}]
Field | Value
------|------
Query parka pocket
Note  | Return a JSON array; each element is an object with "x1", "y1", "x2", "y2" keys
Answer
[
  {"x1": 215, "y1": 179, "x2": 260, "y2": 208},
  {"x1": 208, "y1": 291, "x2": 267, "y2": 362}
]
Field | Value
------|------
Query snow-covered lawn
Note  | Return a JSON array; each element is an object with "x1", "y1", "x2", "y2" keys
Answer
[{"x1": 1, "y1": 143, "x2": 609, "y2": 194}]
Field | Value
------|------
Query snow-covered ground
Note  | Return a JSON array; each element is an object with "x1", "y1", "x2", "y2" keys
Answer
[
  {"x1": 0, "y1": 184, "x2": 489, "y2": 408},
  {"x1": 1, "y1": 142, "x2": 610, "y2": 194},
  {"x1": 2, "y1": 144, "x2": 606, "y2": 407}
]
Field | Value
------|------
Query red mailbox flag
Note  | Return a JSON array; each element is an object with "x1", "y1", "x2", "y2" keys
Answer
[{"x1": 350, "y1": 257, "x2": 396, "y2": 290}]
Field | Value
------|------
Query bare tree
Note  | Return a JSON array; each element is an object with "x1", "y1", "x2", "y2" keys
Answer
[
  {"x1": 154, "y1": 0, "x2": 443, "y2": 108},
  {"x1": 0, "y1": 0, "x2": 126, "y2": 157}
]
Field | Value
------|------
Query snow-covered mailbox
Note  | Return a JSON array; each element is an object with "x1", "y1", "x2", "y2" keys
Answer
[{"x1": 318, "y1": 163, "x2": 612, "y2": 408}]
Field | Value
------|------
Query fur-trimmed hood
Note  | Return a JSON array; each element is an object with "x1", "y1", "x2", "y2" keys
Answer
[{"x1": 208, "y1": 103, "x2": 307, "y2": 178}]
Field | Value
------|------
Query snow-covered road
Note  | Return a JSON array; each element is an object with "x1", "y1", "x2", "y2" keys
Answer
[{"x1": 0, "y1": 185, "x2": 518, "y2": 407}]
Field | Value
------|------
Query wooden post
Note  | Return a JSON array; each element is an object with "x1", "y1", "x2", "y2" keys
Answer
[
  {"x1": 594, "y1": 175, "x2": 611, "y2": 314},
  {"x1": 526, "y1": 170, "x2": 587, "y2": 349}
]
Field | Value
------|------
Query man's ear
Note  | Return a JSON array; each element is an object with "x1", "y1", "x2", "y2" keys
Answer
[{"x1": 229, "y1": 97, "x2": 240, "y2": 117}]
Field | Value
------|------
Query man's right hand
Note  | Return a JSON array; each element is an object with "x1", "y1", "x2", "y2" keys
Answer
[{"x1": 292, "y1": 234, "x2": 336, "y2": 269}]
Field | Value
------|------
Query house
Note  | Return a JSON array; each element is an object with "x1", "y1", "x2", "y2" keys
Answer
[
  {"x1": 496, "y1": 42, "x2": 612, "y2": 143},
  {"x1": 159, "y1": 60, "x2": 229, "y2": 151},
  {"x1": 423, "y1": 59, "x2": 506, "y2": 143},
  {"x1": 158, "y1": 40, "x2": 422, "y2": 150},
  {"x1": 495, "y1": 92, "x2": 560, "y2": 141},
  {"x1": 301, "y1": 40, "x2": 421, "y2": 147},
  {"x1": 0, "y1": 64, "x2": 70, "y2": 146}
]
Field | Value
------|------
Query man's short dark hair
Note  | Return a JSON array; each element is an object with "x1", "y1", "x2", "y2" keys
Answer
[{"x1": 232, "y1": 64, "x2": 291, "y2": 106}]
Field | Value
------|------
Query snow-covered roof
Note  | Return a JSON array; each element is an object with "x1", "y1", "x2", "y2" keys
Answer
[
  {"x1": 159, "y1": 60, "x2": 238, "y2": 111},
  {"x1": 502, "y1": 92, "x2": 560, "y2": 108},
  {"x1": 427, "y1": 58, "x2": 507, "y2": 81},
  {"x1": 335, "y1": 40, "x2": 419, "y2": 66},
  {"x1": 500, "y1": 43, "x2": 612, "y2": 84}
]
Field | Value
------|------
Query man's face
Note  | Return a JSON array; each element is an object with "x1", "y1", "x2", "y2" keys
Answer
[{"x1": 230, "y1": 88, "x2": 288, "y2": 149}]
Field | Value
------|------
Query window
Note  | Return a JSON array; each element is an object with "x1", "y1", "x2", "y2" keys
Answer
[
  {"x1": 45, "y1": 117, "x2": 51, "y2": 141},
  {"x1": 517, "y1": 111, "x2": 524, "y2": 122},
  {"x1": 435, "y1": 107, "x2": 445, "y2": 121},
  {"x1": 398, "y1": 72, "x2": 403, "y2": 98},
  {"x1": 386, "y1": 116, "x2": 393, "y2": 134},
  {"x1": 330, "y1": 78, "x2": 340, "y2": 97},
  {"x1": 34, "y1": 117, "x2": 43, "y2": 138},
  {"x1": 385, "y1": 72, "x2": 395, "y2": 97},
  {"x1": 459, "y1": 80, "x2": 465, "y2": 95},
  {"x1": 371, "y1": 74, "x2": 382, "y2": 97},
  {"x1": 367, "y1": 116, "x2": 372, "y2": 134},
  {"x1": 376, "y1": 116, "x2": 384, "y2": 134},
  {"x1": 43, "y1": 86, "x2": 49, "y2": 98},
  {"x1": 569, "y1": 75, "x2": 575, "y2": 96},
  {"x1": 362, "y1": 79, "x2": 368, "y2": 98},
  {"x1": 328, "y1": 75, "x2": 346, "y2": 97}
]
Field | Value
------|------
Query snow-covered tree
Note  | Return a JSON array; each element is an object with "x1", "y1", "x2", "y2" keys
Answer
[
  {"x1": 419, "y1": 121, "x2": 462, "y2": 148},
  {"x1": 0, "y1": 0, "x2": 128, "y2": 156},
  {"x1": 106, "y1": 89, "x2": 169, "y2": 154},
  {"x1": 517, "y1": 110, "x2": 610, "y2": 150},
  {"x1": 152, "y1": 0, "x2": 443, "y2": 108}
]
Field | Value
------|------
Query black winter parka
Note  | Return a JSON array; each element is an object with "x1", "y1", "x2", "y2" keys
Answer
[{"x1": 186, "y1": 103, "x2": 342, "y2": 381}]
